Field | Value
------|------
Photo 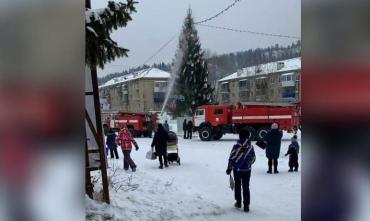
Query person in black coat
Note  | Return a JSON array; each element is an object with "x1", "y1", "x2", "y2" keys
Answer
[
  {"x1": 183, "y1": 119, "x2": 188, "y2": 139},
  {"x1": 151, "y1": 124, "x2": 169, "y2": 169},
  {"x1": 187, "y1": 120, "x2": 193, "y2": 139},
  {"x1": 106, "y1": 128, "x2": 119, "y2": 159},
  {"x1": 263, "y1": 123, "x2": 283, "y2": 174}
]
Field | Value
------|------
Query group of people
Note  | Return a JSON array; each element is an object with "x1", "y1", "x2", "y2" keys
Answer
[
  {"x1": 106, "y1": 126, "x2": 139, "y2": 171},
  {"x1": 105, "y1": 123, "x2": 171, "y2": 171},
  {"x1": 106, "y1": 121, "x2": 299, "y2": 214},
  {"x1": 226, "y1": 122, "x2": 300, "y2": 213},
  {"x1": 263, "y1": 123, "x2": 300, "y2": 174},
  {"x1": 182, "y1": 119, "x2": 193, "y2": 139}
]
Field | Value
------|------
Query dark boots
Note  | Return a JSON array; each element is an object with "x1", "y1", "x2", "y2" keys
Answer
[
  {"x1": 268, "y1": 159, "x2": 279, "y2": 174},
  {"x1": 273, "y1": 159, "x2": 279, "y2": 173},
  {"x1": 267, "y1": 159, "x2": 272, "y2": 173},
  {"x1": 244, "y1": 205, "x2": 250, "y2": 212},
  {"x1": 235, "y1": 201, "x2": 249, "y2": 212}
]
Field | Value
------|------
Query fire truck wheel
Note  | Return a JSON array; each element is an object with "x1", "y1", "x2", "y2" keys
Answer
[
  {"x1": 213, "y1": 132, "x2": 223, "y2": 140},
  {"x1": 242, "y1": 126, "x2": 256, "y2": 141},
  {"x1": 199, "y1": 126, "x2": 212, "y2": 141},
  {"x1": 257, "y1": 126, "x2": 270, "y2": 140}
]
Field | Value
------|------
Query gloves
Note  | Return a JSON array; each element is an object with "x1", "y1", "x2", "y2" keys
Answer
[
  {"x1": 135, "y1": 145, "x2": 139, "y2": 151},
  {"x1": 226, "y1": 168, "x2": 232, "y2": 175}
]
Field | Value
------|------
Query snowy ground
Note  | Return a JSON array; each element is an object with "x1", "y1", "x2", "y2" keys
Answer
[{"x1": 87, "y1": 132, "x2": 301, "y2": 221}]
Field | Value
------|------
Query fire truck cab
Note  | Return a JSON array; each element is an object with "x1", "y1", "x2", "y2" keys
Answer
[{"x1": 102, "y1": 112, "x2": 157, "y2": 137}]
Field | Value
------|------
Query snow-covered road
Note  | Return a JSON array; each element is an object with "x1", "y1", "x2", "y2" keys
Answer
[{"x1": 87, "y1": 132, "x2": 301, "y2": 221}]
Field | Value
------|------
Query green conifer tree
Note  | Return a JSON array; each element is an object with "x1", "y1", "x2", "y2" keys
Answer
[
  {"x1": 173, "y1": 9, "x2": 214, "y2": 116},
  {"x1": 86, "y1": 0, "x2": 137, "y2": 69}
]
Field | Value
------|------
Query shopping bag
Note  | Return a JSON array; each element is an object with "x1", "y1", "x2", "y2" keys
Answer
[
  {"x1": 256, "y1": 139, "x2": 267, "y2": 150},
  {"x1": 146, "y1": 150, "x2": 157, "y2": 160},
  {"x1": 229, "y1": 174, "x2": 235, "y2": 191}
]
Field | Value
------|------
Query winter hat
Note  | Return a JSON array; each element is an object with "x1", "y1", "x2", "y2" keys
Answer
[
  {"x1": 291, "y1": 134, "x2": 298, "y2": 141},
  {"x1": 271, "y1": 123, "x2": 278, "y2": 129}
]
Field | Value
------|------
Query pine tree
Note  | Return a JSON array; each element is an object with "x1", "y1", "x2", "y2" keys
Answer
[
  {"x1": 173, "y1": 9, "x2": 214, "y2": 116},
  {"x1": 86, "y1": 0, "x2": 137, "y2": 69}
]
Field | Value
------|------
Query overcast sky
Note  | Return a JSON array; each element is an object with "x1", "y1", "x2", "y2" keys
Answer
[{"x1": 91, "y1": 0, "x2": 301, "y2": 77}]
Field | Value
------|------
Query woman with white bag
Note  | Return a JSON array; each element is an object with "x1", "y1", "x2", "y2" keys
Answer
[{"x1": 151, "y1": 124, "x2": 169, "y2": 169}]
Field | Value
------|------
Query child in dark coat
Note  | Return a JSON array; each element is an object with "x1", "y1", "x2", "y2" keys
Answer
[
  {"x1": 285, "y1": 135, "x2": 300, "y2": 172},
  {"x1": 106, "y1": 128, "x2": 119, "y2": 159}
]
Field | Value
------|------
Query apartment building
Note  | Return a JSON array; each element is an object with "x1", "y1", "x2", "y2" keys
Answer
[
  {"x1": 217, "y1": 57, "x2": 301, "y2": 104},
  {"x1": 99, "y1": 68, "x2": 171, "y2": 112}
]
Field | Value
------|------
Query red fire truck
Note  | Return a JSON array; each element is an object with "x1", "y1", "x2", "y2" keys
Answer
[
  {"x1": 102, "y1": 112, "x2": 157, "y2": 137},
  {"x1": 193, "y1": 103, "x2": 301, "y2": 141}
]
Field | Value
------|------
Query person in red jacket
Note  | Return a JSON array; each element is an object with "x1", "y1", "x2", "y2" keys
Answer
[{"x1": 116, "y1": 125, "x2": 139, "y2": 172}]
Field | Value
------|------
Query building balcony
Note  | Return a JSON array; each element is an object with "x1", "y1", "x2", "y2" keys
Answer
[
  {"x1": 280, "y1": 92, "x2": 296, "y2": 102},
  {"x1": 154, "y1": 87, "x2": 167, "y2": 93},
  {"x1": 281, "y1": 80, "x2": 295, "y2": 87},
  {"x1": 239, "y1": 86, "x2": 249, "y2": 91},
  {"x1": 255, "y1": 95, "x2": 267, "y2": 102},
  {"x1": 220, "y1": 88, "x2": 230, "y2": 93}
]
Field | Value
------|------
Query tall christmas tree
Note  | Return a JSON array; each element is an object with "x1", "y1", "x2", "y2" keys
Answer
[{"x1": 173, "y1": 9, "x2": 214, "y2": 116}]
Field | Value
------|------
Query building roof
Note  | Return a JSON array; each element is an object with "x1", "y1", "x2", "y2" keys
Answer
[
  {"x1": 99, "y1": 68, "x2": 171, "y2": 89},
  {"x1": 218, "y1": 57, "x2": 301, "y2": 82}
]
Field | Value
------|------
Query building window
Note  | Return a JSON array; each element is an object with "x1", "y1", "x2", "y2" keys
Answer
[
  {"x1": 220, "y1": 82, "x2": 230, "y2": 92},
  {"x1": 154, "y1": 81, "x2": 168, "y2": 92},
  {"x1": 239, "y1": 80, "x2": 249, "y2": 91},
  {"x1": 239, "y1": 91, "x2": 249, "y2": 102},
  {"x1": 280, "y1": 73, "x2": 294, "y2": 82},
  {"x1": 154, "y1": 92, "x2": 165, "y2": 103},
  {"x1": 282, "y1": 87, "x2": 296, "y2": 100},
  {"x1": 255, "y1": 77, "x2": 267, "y2": 90},
  {"x1": 221, "y1": 93, "x2": 230, "y2": 103}
]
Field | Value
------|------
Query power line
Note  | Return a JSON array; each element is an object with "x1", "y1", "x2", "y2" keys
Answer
[
  {"x1": 195, "y1": 0, "x2": 242, "y2": 25},
  {"x1": 136, "y1": 33, "x2": 178, "y2": 76},
  {"x1": 104, "y1": 33, "x2": 177, "y2": 71},
  {"x1": 197, "y1": 24, "x2": 301, "y2": 39},
  {"x1": 142, "y1": 34, "x2": 177, "y2": 65}
]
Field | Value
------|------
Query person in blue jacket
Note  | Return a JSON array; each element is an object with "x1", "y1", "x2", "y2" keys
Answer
[
  {"x1": 226, "y1": 129, "x2": 256, "y2": 212},
  {"x1": 285, "y1": 134, "x2": 300, "y2": 172},
  {"x1": 106, "y1": 128, "x2": 119, "y2": 159},
  {"x1": 264, "y1": 123, "x2": 283, "y2": 174}
]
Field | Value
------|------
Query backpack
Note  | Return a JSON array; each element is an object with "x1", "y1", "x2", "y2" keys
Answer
[{"x1": 232, "y1": 140, "x2": 254, "y2": 171}]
